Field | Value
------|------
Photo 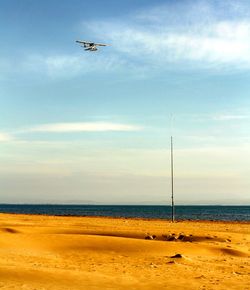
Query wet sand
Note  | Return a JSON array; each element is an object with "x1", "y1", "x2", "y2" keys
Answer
[{"x1": 0, "y1": 213, "x2": 249, "y2": 289}]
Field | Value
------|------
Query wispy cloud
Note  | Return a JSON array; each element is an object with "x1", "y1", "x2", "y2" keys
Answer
[
  {"x1": 0, "y1": 52, "x2": 131, "y2": 81},
  {"x1": 21, "y1": 53, "x2": 128, "y2": 79},
  {"x1": 213, "y1": 114, "x2": 250, "y2": 121},
  {"x1": 84, "y1": 0, "x2": 250, "y2": 71},
  {"x1": 23, "y1": 122, "x2": 142, "y2": 133},
  {"x1": 0, "y1": 132, "x2": 13, "y2": 142}
]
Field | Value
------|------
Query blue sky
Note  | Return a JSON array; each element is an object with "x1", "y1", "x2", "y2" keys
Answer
[{"x1": 0, "y1": 0, "x2": 250, "y2": 204}]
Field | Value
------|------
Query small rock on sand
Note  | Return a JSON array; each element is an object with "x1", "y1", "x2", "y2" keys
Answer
[
  {"x1": 177, "y1": 234, "x2": 185, "y2": 240},
  {"x1": 145, "y1": 235, "x2": 156, "y2": 240},
  {"x1": 150, "y1": 263, "x2": 157, "y2": 268},
  {"x1": 162, "y1": 234, "x2": 177, "y2": 241},
  {"x1": 171, "y1": 254, "x2": 183, "y2": 258},
  {"x1": 167, "y1": 261, "x2": 176, "y2": 264}
]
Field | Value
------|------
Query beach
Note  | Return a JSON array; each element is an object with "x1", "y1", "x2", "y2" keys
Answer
[{"x1": 0, "y1": 213, "x2": 249, "y2": 290}]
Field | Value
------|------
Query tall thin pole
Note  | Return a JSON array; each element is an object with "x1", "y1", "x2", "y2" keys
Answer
[{"x1": 171, "y1": 136, "x2": 175, "y2": 222}]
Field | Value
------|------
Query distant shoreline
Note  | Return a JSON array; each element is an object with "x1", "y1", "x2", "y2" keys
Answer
[{"x1": 1, "y1": 203, "x2": 250, "y2": 206}]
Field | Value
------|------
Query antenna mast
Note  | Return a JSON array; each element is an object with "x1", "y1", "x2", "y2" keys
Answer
[{"x1": 171, "y1": 136, "x2": 175, "y2": 222}]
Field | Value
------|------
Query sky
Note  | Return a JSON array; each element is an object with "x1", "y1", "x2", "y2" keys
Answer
[{"x1": 0, "y1": 0, "x2": 250, "y2": 204}]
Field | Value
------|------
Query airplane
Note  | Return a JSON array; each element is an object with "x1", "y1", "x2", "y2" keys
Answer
[{"x1": 76, "y1": 40, "x2": 109, "y2": 51}]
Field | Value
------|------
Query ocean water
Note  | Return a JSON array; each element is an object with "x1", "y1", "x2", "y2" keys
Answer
[{"x1": 0, "y1": 204, "x2": 249, "y2": 221}]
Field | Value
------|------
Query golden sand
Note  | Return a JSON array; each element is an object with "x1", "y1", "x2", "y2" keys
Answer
[{"x1": 0, "y1": 213, "x2": 249, "y2": 290}]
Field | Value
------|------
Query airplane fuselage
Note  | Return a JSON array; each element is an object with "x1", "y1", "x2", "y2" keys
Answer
[
  {"x1": 76, "y1": 40, "x2": 108, "y2": 52},
  {"x1": 85, "y1": 45, "x2": 98, "y2": 51}
]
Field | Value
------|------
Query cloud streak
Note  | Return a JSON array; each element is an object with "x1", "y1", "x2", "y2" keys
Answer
[
  {"x1": 23, "y1": 122, "x2": 142, "y2": 133},
  {"x1": 213, "y1": 114, "x2": 250, "y2": 121}
]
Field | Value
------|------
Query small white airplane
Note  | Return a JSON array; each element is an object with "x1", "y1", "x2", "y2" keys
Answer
[{"x1": 76, "y1": 40, "x2": 109, "y2": 51}]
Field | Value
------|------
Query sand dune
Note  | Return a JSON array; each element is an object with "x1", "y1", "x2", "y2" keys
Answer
[{"x1": 0, "y1": 214, "x2": 249, "y2": 289}]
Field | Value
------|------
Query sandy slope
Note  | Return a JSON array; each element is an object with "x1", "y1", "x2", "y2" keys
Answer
[{"x1": 0, "y1": 214, "x2": 249, "y2": 290}]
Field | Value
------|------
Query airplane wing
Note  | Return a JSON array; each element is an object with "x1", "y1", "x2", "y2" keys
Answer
[
  {"x1": 95, "y1": 43, "x2": 109, "y2": 46},
  {"x1": 76, "y1": 40, "x2": 109, "y2": 46},
  {"x1": 76, "y1": 40, "x2": 94, "y2": 45}
]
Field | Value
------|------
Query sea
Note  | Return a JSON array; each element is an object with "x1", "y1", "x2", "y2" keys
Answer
[{"x1": 0, "y1": 204, "x2": 249, "y2": 221}]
